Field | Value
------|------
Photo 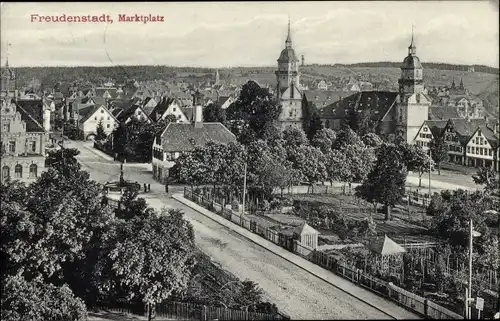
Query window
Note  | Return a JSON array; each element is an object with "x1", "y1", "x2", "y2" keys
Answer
[
  {"x1": 101, "y1": 109, "x2": 104, "y2": 113},
  {"x1": 29, "y1": 164, "x2": 37, "y2": 178},
  {"x1": 489, "y1": 149, "x2": 492, "y2": 156},
  {"x1": 107, "y1": 124, "x2": 110, "y2": 128},
  {"x1": 423, "y1": 127, "x2": 428, "y2": 132},
  {"x1": 30, "y1": 141, "x2": 36, "y2": 153},
  {"x1": 173, "y1": 107, "x2": 176, "y2": 112},
  {"x1": 14, "y1": 164, "x2": 22, "y2": 178},
  {"x1": 94, "y1": 116, "x2": 97, "y2": 120},
  {"x1": 480, "y1": 148, "x2": 483, "y2": 156},
  {"x1": 2, "y1": 166, "x2": 9, "y2": 181},
  {"x1": 2, "y1": 123, "x2": 9, "y2": 132},
  {"x1": 480, "y1": 138, "x2": 484, "y2": 145},
  {"x1": 107, "y1": 116, "x2": 110, "y2": 120},
  {"x1": 9, "y1": 141, "x2": 16, "y2": 153}
]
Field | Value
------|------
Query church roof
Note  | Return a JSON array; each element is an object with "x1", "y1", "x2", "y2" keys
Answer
[{"x1": 368, "y1": 235, "x2": 405, "y2": 256}]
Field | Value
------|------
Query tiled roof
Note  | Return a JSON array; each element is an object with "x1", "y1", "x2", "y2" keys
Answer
[
  {"x1": 320, "y1": 91, "x2": 398, "y2": 122},
  {"x1": 423, "y1": 120, "x2": 448, "y2": 138},
  {"x1": 160, "y1": 122, "x2": 236, "y2": 153},
  {"x1": 78, "y1": 105, "x2": 100, "y2": 123},
  {"x1": 15, "y1": 104, "x2": 45, "y2": 133},
  {"x1": 476, "y1": 126, "x2": 499, "y2": 148},
  {"x1": 111, "y1": 108, "x2": 123, "y2": 118},
  {"x1": 180, "y1": 107, "x2": 193, "y2": 121},
  {"x1": 429, "y1": 107, "x2": 460, "y2": 120},
  {"x1": 447, "y1": 118, "x2": 487, "y2": 143},
  {"x1": 150, "y1": 97, "x2": 175, "y2": 122},
  {"x1": 303, "y1": 90, "x2": 357, "y2": 110},
  {"x1": 16, "y1": 99, "x2": 44, "y2": 126}
]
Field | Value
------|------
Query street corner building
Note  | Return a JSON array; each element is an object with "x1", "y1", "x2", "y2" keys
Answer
[
  {"x1": 1, "y1": 97, "x2": 48, "y2": 183},
  {"x1": 151, "y1": 100, "x2": 236, "y2": 184}
]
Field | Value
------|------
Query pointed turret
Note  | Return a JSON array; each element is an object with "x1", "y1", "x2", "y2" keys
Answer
[
  {"x1": 459, "y1": 77, "x2": 464, "y2": 88},
  {"x1": 408, "y1": 27, "x2": 416, "y2": 56},
  {"x1": 285, "y1": 16, "x2": 292, "y2": 49}
]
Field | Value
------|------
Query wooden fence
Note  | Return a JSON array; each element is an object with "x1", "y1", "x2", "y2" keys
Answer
[
  {"x1": 93, "y1": 300, "x2": 287, "y2": 320},
  {"x1": 184, "y1": 188, "x2": 465, "y2": 320}
]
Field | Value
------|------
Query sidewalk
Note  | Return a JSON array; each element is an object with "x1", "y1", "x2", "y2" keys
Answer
[
  {"x1": 81, "y1": 142, "x2": 115, "y2": 162},
  {"x1": 172, "y1": 194, "x2": 421, "y2": 320}
]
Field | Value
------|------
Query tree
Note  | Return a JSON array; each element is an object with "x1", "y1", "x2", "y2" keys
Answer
[
  {"x1": 404, "y1": 144, "x2": 434, "y2": 187},
  {"x1": 283, "y1": 127, "x2": 308, "y2": 149},
  {"x1": 428, "y1": 134, "x2": 449, "y2": 175},
  {"x1": 99, "y1": 209, "x2": 197, "y2": 321},
  {"x1": 288, "y1": 145, "x2": 327, "y2": 192},
  {"x1": 45, "y1": 147, "x2": 81, "y2": 175},
  {"x1": 472, "y1": 166, "x2": 499, "y2": 195},
  {"x1": 218, "y1": 280, "x2": 265, "y2": 312},
  {"x1": 306, "y1": 111, "x2": 323, "y2": 142},
  {"x1": 431, "y1": 189, "x2": 492, "y2": 249},
  {"x1": 344, "y1": 106, "x2": 377, "y2": 137},
  {"x1": 96, "y1": 120, "x2": 107, "y2": 141},
  {"x1": 311, "y1": 128, "x2": 336, "y2": 154},
  {"x1": 355, "y1": 143, "x2": 407, "y2": 220},
  {"x1": 325, "y1": 149, "x2": 350, "y2": 186},
  {"x1": 203, "y1": 103, "x2": 226, "y2": 123},
  {"x1": 116, "y1": 185, "x2": 155, "y2": 221},
  {"x1": 225, "y1": 81, "x2": 281, "y2": 144},
  {"x1": 361, "y1": 133, "x2": 383, "y2": 148},
  {"x1": 1, "y1": 275, "x2": 87, "y2": 321},
  {"x1": 332, "y1": 127, "x2": 363, "y2": 150}
]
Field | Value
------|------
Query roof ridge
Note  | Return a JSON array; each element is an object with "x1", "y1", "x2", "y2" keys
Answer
[{"x1": 15, "y1": 103, "x2": 46, "y2": 133}]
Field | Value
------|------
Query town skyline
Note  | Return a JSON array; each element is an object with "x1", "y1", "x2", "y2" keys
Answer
[{"x1": 1, "y1": 1, "x2": 499, "y2": 68}]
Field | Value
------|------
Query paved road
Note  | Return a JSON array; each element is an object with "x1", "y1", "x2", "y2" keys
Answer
[{"x1": 69, "y1": 140, "x2": 420, "y2": 320}]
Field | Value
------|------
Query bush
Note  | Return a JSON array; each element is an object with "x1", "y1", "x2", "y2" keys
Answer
[
  {"x1": 260, "y1": 200, "x2": 270, "y2": 212},
  {"x1": 269, "y1": 198, "x2": 282, "y2": 211}
]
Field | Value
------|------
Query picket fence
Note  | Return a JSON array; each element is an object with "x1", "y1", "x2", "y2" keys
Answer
[{"x1": 184, "y1": 188, "x2": 465, "y2": 320}]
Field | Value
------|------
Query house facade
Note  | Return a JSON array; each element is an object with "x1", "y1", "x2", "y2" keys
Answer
[
  {"x1": 152, "y1": 104, "x2": 236, "y2": 183},
  {"x1": 465, "y1": 126, "x2": 499, "y2": 171},
  {"x1": 1, "y1": 98, "x2": 47, "y2": 183},
  {"x1": 78, "y1": 105, "x2": 119, "y2": 140},
  {"x1": 413, "y1": 120, "x2": 447, "y2": 151}
]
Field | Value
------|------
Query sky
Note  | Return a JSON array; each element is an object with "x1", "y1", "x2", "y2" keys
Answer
[{"x1": 1, "y1": 1, "x2": 499, "y2": 68}]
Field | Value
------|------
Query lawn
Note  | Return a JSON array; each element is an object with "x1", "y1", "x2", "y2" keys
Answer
[{"x1": 285, "y1": 193, "x2": 430, "y2": 237}]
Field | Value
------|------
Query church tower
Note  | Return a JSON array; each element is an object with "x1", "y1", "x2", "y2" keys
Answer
[
  {"x1": 274, "y1": 18, "x2": 303, "y2": 130},
  {"x1": 396, "y1": 28, "x2": 430, "y2": 144},
  {"x1": 275, "y1": 18, "x2": 300, "y2": 98}
]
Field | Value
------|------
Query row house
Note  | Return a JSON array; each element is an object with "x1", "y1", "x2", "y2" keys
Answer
[
  {"x1": 465, "y1": 125, "x2": 499, "y2": 171},
  {"x1": 414, "y1": 118, "x2": 499, "y2": 171},
  {"x1": 1, "y1": 98, "x2": 47, "y2": 183},
  {"x1": 151, "y1": 104, "x2": 236, "y2": 183}
]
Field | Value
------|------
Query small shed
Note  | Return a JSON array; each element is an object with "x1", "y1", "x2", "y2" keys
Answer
[
  {"x1": 293, "y1": 222, "x2": 320, "y2": 250},
  {"x1": 368, "y1": 235, "x2": 406, "y2": 277}
]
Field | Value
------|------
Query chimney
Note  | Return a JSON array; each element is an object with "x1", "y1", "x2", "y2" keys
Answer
[{"x1": 194, "y1": 104, "x2": 203, "y2": 128}]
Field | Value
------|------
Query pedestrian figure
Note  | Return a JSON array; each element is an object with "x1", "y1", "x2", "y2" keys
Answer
[
  {"x1": 143, "y1": 183, "x2": 147, "y2": 193},
  {"x1": 148, "y1": 183, "x2": 151, "y2": 192},
  {"x1": 165, "y1": 182, "x2": 169, "y2": 193}
]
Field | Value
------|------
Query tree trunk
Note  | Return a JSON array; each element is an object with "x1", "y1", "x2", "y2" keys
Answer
[
  {"x1": 418, "y1": 173, "x2": 422, "y2": 187},
  {"x1": 437, "y1": 164, "x2": 441, "y2": 175},
  {"x1": 147, "y1": 303, "x2": 152, "y2": 321},
  {"x1": 384, "y1": 205, "x2": 392, "y2": 221}
]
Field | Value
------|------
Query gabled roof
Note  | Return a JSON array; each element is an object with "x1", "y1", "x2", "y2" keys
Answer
[
  {"x1": 293, "y1": 222, "x2": 319, "y2": 236},
  {"x1": 15, "y1": 104, "x2": 46, "y2": 133},
  {"x1": 117, "y1": 104, "x2": 152, "y2": 123},
  {"x1": 217, "y1": 96, "x2": 231, "y2": 106},
  {"x1": 180, "y1": 107, "x2": 193, "y2": 121},
  {"x1": 467, "y1": 126, "x2": 499, "y2": 148},
  {"x1": 16, "y1": 99, "x2": 44, "y2": 126},
  {"x1": 422, "y1": 120, "x2": 448, "y2": 139},
  {"x1": 159, "y1": 122, "x2": 236, "y2": 153},
  {"x1": 446, "y1": 118, "x2": 487, "y2": 144},
  {"x1": 111, "y1": 108, "x2": 123, "y2": 118},
  {"x1": 78, "y1": 105, "x2": 101, "y2": 123},
  {"x1": 150, "y1": 97, "x2": 175, "y2": 122},
  {"x1": 368, "y1": 235, "x2": 405, "y2": 256}
]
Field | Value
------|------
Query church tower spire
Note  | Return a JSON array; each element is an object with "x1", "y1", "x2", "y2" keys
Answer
[
  {"x1": 408, "y1": 25, "x2": 416, "y2": 56},
  {"x1": 285, "y1": 16, "x2": 292, "y2": 49}
]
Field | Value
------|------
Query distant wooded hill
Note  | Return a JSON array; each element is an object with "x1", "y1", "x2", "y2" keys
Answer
[
  {"x1": 8, "y1": 61, "x2": 498, "y2": 89},
  {"x1": 326, "y1": 62, "x2": 499, "y2": 74}
]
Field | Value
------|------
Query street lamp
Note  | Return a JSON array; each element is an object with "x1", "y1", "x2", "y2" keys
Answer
[{"x1": 465, "y1": 218, "x2": 481, "y2": 319}]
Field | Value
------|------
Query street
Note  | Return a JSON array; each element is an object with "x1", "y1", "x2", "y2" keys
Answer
[{"x1": 68, "y1": 140, "x2": 421, "y2": 320}]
